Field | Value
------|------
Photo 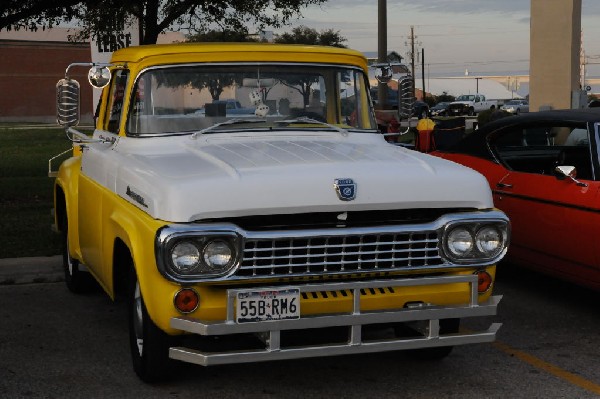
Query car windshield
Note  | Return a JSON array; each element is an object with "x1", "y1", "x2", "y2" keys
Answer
[
  {"x1": 126, "y1": 63, "x2": 377, "y2": 136},
  {"x1": 505, "y1": 100, "x2": 521, "y2": 105},
  {"x1": 456, "y1": 95, "x2": 475, "y2": 101}
]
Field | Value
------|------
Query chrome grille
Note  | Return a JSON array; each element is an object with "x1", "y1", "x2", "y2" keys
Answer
[{"x1": 240, "y1": 231, "x2": 444, "y2": 278}]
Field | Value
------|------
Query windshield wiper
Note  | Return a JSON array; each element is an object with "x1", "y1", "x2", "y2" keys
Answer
[
  {"x1": 190, "y1": 118, "x2": 267, "y2": 139},
  {"x1": 275, "y1": 117, "x2": 349, "y2": 136}
]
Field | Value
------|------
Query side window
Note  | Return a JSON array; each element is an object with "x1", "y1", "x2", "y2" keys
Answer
[
  {"x1": 558, "y1": 126, "x2": 593, "y2": 180},
  {"x1": 105, "y1": 69, "x2": 129, "y2": 134},
  {"x1": 493, "y1": 123, "x2": 593, "y2": 179}
]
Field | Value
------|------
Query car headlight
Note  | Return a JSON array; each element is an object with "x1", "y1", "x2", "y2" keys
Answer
[
  {"x1": 202, "y1": 239, "x2": 234, "y2": 270},
  {"x1": 475, "y1": 226, "x2": 503, "y2": 257},
  {"x1": 166, "y1": 235, "x2": 239, "y2": 279},
  {"x1": 171, "y1": 242, "x2": 201, "y2": 272},
  {"x1": 447, "y1": 227, "x2": 474, "y2": 256},
  {"x1": 443, "y1": 222, "x2": 507, "y2": 263}
]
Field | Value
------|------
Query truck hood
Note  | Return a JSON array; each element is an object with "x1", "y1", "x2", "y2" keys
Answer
[{"x1": 84, "y1": 131, "x2": 493, "y2": 222}]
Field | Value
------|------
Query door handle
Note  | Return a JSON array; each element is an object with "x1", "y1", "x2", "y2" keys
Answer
[{"x1": 496, "y1": 182, "x2": 513, "y2": 188}]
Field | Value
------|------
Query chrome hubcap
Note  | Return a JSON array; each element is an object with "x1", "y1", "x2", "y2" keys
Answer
[
  {"x1": 133, "y1": 282, "x2": 144, "y2": 356},
  {"x1": 66, "y1": 239, "x2": 74, "y2": 276}
]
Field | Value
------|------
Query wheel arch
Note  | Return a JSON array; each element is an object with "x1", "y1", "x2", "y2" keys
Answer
[
  {"x1": 113, "y1": 238, "x2": 133, "y2": 300},
  {"x1": 55, "y1": 184, "x2": 67, "y2": 232}
]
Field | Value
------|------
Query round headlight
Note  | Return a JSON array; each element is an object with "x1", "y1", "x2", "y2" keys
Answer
[
  {"x1": 476, "y1": 226, "x2": 503, "y2": 256},
  {"x1": 202, "y1": 240, "x2": 233, "y2": 270},
  {"x1": 447, "y1": 227, "x2": 474, "y2": 257},
  {"x1": 171, "y1": 241, "x2": 201, "y2": 273}
]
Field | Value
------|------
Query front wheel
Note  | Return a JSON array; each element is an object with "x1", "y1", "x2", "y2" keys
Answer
[
  {"x1": 128, "y1": 268, "x2": 178, "y2": 383},
  {"x1": 61, "y1": 215, "x2": 95, "y2": 294},
  {"x1": 467, "y1": 108, "x2": 475, "y2": 116}
]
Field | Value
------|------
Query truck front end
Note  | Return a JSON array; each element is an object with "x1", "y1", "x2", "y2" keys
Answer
[{"x1": 158, "y1": 209, "x2": 507, "y2": 366}]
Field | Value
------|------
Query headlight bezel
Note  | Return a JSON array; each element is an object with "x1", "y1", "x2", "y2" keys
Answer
[
  {"x1": 156, "y1": 227, "x2": 242, "y2": 282},
  {"x1": 441, "y1": 220, "x2": 508, "y2": 264}
]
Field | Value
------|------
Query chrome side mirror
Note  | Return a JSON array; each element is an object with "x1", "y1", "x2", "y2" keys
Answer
[
  {"x1": 88, "y1": 66, "x2": 111, "y2": 88},
  {"x1": 56, "y1": 78, "x2": 80, "y2": 127},
  {"x1": 555, "y1": 165, "x2": 587, "y2": 187},
  {"x1": 374, "y1": 66, "x2": 392, "y2": 84}
]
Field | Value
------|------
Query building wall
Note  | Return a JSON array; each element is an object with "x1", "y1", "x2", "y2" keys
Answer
[
  {"x1": 530, "y1": 0, "x2": 582, "y2": 111},
  {"x1": 0, "y1": 40, "x2": 93, "y2": 123}
]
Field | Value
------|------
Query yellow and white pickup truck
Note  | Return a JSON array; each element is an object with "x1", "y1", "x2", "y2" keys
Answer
[{"x1": 53, "y1": 42, "x2": 509, "y2": 382}]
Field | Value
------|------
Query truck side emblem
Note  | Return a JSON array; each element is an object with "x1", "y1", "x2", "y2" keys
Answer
[
  {"x1": 334, "y1": 178, "x2": 356, "y2": 201},
  {"x1": 126, "y1": 186, "x2": 149, "y2": 208}
]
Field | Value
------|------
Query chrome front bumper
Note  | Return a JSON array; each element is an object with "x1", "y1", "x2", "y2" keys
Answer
[{"x1": 169, "y1": 274, "x2": 502, "y2": 366}]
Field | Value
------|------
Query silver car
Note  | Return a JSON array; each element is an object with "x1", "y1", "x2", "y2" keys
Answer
[{"x1": 501, "y1": 99, "x2": 529, "y2": 114}]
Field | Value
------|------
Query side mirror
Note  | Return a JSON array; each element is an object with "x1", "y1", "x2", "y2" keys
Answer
[
  {"x1": 56, "y1": 78, "x2": 80, "y2": 127},
  {"x1": 88, "y1": 66, "x2": 111, "y2": 88},
  {"x1": 555, "y1": 165, "x2": 588, "y2": 187}
]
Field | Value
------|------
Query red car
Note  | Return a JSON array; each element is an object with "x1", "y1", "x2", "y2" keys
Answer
[{"x1": 431, "y1": 109, "x2": 600, "y2": 290}]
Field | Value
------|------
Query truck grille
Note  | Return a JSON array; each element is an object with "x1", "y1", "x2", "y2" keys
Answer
[{"x1": 239, "y1": 231, "x2": 444, "y2": 278}]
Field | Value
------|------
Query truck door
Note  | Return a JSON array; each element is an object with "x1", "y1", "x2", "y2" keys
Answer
[{"x1": 78, "y1": 69, "x2": 129, "y2": 285}]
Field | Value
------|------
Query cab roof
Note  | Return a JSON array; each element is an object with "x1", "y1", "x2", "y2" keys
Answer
[{"x1": 110, "y1": 42, "x2": 368, "y2": 70}]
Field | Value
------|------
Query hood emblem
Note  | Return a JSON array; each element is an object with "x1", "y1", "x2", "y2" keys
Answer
[{"x1": 334, "y1": 178, "x2": 356, "y2": 201}]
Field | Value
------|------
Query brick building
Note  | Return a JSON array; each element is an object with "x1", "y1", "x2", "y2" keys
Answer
[
  {"x1": 0, "y1": 28, "x2": 94, "y2": 123},
  {"x1": 0, "y1": 28, "x2": 184, "y2": 123}
]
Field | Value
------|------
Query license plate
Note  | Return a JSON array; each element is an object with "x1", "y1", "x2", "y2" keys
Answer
[{"x1": 236, "y1": 288, "x2": 300, "y2": 323}]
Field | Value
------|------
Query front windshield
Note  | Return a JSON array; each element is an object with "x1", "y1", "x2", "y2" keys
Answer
[
  {"x1": 456, "y1": 95, "x2": 475, "y2": 101},
  {"x1": 126, "y1": 64, "x2": 376, "y2": 136}
]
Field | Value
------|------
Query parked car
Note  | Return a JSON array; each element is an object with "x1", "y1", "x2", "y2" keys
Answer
[
  {"x1": 370, "y1": 86, "x2": 398, "y2": 108},
  {"x1": 431, "y1": 109, "x2": 600, "y2": 290},
  {"x1": 430, "y1": 101, "x2": 451, "y2": 117},
  {"x1": 501, "y1": 99, "x2": 529, "y2": 114},
  {"x1": 448, "y1": 94, "x2": 497, "y2": 116},
  {"x1": 412, "y1": 100, "x2": 429, "y2": 119}
]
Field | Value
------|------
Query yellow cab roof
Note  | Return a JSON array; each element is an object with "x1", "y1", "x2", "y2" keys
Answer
[{"x1": 110, "y1": 42, "x2": 368, "y2": 71}]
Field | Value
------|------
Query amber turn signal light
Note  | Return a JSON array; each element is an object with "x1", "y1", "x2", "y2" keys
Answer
[
  {"x1": 174, "y1": 288, "x2": 199, "y2": 313},
  {"x1": 475, "y1": 270, "x2": 493, "y2": 293}
]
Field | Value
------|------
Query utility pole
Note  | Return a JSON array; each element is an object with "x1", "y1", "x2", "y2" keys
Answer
[
  {"x1": 377, "y1": 0, "x2": 388, "y2": 108},
  {"x1": 410, "y1": 26, "x2": 416, "y2": 98},
  {"x1": 421, "y1": 48, "x2": 426, "y2": 101},
  {"x1": 406, "y1": 26, "x2": 420, "y2": 99}
]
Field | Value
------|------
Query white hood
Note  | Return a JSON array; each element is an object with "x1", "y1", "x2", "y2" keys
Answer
[{"x1": 83, "y1": 130, "x2": 493, "y2": 222}]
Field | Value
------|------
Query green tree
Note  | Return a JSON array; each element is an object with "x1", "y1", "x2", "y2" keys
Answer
[
  {"x1": 275, "y1": 25, "x2": 346, "y2": 48},
  {"x1": 187, "y1": 29, "x2": 260, "y2": 43},
  {"x1": 0, "y1": 0, "x2": 81, "y2": 31},
  {"x1": 4, "y1": 0, "x2": 327, "y2": 45},
  {"x1": 436, "y1": 92, "x2": 456, "y2": 103}
]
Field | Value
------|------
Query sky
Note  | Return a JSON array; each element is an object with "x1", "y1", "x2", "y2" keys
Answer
[{"x1": 277, "y1": 0, "x2": 600, "y2": 78}]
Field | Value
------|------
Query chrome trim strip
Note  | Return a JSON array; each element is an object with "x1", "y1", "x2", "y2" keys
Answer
[{"x1": 168, "y1": 275, "x2": 502, "y2": 366}]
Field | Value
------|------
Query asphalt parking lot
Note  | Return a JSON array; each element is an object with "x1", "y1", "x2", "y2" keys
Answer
[{"x1": 0, "y1": 257, "x2": 599, "y2": 398}]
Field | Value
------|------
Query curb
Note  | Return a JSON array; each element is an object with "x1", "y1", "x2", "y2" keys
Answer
[{"x1": 0, "y1": 256, "x2": 64, "y2": 285}]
